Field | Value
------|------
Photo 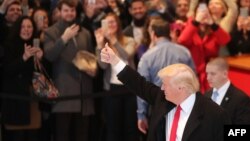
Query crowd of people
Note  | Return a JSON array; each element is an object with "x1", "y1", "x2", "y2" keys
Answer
[{"x1": 0, "y1": 0, "x2": 250, "y2": 141}]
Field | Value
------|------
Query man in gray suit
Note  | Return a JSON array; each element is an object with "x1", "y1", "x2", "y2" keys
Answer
[
  {"x1": 205, "y1": 57, "x2": 250, "y2": 124},
  {"x1": 43, "y1": 1, "x2": 95, "y2": 141}
]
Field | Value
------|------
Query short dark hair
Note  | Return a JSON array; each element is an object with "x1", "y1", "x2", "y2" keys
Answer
[
  {"x1": 57, "y1": 0, "x2": 77, "y2": 10},
  {"x1": 129, "y1": 0, "x2": 145, "y2": 7},
  {"x1": 151, "y1": 19, "x2": 170, "y2": 38}
]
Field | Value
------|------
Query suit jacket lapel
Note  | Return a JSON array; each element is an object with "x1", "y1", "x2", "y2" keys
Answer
[
  {"x1": 150, "y1": 94, "x2": 175, "y2": 141},
  {"x1": 182, "y1": 93, "x2": 204, "y2": 141},
  {"x1": 206, "y1": 90, "x2": 213, "y2": 99},
  {"x1": 220, "y1": 84, "x2": 233, "y2": 107},
  {"x1": 158, "y1": 99, "x2": 175, "y2": 141}
]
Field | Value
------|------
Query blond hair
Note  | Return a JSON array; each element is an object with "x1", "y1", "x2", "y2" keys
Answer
[{"x1": 158, "y1": 64, "x2": 199, "y2": 94}]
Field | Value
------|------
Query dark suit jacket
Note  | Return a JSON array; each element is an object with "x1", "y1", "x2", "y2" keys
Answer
[
  {"x1": 205, "y1": 84, "x2": 250, "y2": 124},
  {"x1": 117, "y1": 66, "x2": 231, "y2": 141}
]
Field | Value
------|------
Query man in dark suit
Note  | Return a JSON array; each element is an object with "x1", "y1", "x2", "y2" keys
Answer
[
  {"x1": 205, "y1": 57, "x2": 250, "y2": 124},
  {"x1": 100, "y1": 44, "x2": 231, "y2": 141}
]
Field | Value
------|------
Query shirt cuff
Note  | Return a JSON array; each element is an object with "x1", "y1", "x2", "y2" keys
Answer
[
  {"x1": 113, "y1": 60, "x2": 126, "y2": 75},
  {"x1": 137, "y1": 112, "x2": 147, "y2": 120}
]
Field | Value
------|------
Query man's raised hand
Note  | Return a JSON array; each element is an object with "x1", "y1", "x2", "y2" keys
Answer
[
  {"x1": 100, "y1": 43, "x2": 120, "y2": 66},
  {"x1": 61, "y1": 24, "x2": 79, "y2": 43}
]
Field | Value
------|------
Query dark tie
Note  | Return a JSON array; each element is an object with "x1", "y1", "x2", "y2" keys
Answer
[{"x1": 170, "y1": 105, "x2": 181, "y2": 141}]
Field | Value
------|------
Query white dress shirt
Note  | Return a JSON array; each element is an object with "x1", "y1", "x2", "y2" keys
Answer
[
  {"x1": 212, "y1": 81, "x2": 230, "y2": 105},
  {"x1": 110, "y1": 59, "x2": 127, "y2": 85},
  {"x1": 166, "y1": 94, "x2": 196, "y2": 141},
  {"x1": 113, "y1": 60, "x2": 126, "y2": 74}
]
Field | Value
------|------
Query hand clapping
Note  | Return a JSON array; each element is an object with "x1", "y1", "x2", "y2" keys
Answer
[{"x1": 23, "y1": 44, "x2": 43, "y2": 61}]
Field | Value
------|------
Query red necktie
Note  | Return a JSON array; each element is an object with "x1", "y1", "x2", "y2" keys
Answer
[{"x1": 170, "y1": 105, "x2": 181, "y2": 141}]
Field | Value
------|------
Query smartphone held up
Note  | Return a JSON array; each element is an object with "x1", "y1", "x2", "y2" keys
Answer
[
  {"x1": 240, "y1": 7, "x2": 249, "y2": 18},
  {"x1": 33, "y1": 38, "x2": 40, "y2": 48},
  {"x1": 197, "y1": 3, "x2": 208, "y2": 12},
  {"x1": 101, "y1": 19, "x2": 108, "y2": 32}
]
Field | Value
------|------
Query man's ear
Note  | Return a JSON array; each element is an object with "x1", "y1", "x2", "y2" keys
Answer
[
  {"x1": 223, "y1": 70, "x2": 228, "y2": 78},
  {"x1": 151, "y1": 30, "x2": 157, "y2": 40},
  {"x1": 178, "y1": 85, "x2": 187, "y2": 93},
  {"x1": 178, "y1": 86, "x2": 184, "y2": 90}
]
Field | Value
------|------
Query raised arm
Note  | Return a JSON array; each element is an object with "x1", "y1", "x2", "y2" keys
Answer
[
  {"x1": 100, "y1": 44, "x2": 162, "y2": 105},
  {"x1": 187, "y1": 0, "x2": 199, "y2": 18},
  {"x1": 219, "y1": 0, "x2": 238, "y2": 33}
]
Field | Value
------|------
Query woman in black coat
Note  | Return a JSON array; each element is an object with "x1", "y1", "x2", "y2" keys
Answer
[{"x1": 1, "y1": 16, "x2": 43, "y2": 141}]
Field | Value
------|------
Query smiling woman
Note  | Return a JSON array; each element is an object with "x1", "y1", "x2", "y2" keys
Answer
[
  {"x1": 188, "y1": 0, "x2": 238, "y2": 33},
  {"x1": 20, "y1": 19, "x2": 34, "y2": 41},
  {"x1": 1, "y1": 16, "x2": 43, "y2": 141},
  {"x1": 208, "y1": 0, "x2": 227, "y2": 19}
]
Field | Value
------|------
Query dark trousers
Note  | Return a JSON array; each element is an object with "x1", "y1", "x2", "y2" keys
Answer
[
  {"x1": 54, "y1": 113, "x2": 90, "y2": 141},
  {"x1": 3, "y1": 128, "x2": 39, "y2": 141},
  {"x1": 38, "y1": 112, "x2": 54, "y2": 141},
  {"x1": 103, "y1": 84, "x2": 139, "y2": 141},
  {"x1": 89, "y1": 98, "x2": 105, "y2": 141}
]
